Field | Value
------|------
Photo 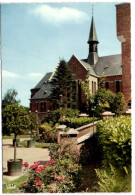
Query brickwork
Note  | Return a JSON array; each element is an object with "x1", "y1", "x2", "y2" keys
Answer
[
  {"x1": 116, "y1": 3, "x2": 131, "y2": 103},
  {"x1": 76, "y1": 123, "x2": 97, "y2": 138},
  {"x1": 30, "y1": 99, "x2": 53, "y2": 120},
  {"x1": 100, "y1": 75, "x2": 123, "y2": 93}
]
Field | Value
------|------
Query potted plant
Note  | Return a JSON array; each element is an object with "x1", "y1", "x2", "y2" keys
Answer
[
  {"x1": 27, "y1": 111, "x2": 40, "y2": 148},
  {"x1": 2, "y1": 104, "x2": 30, "y2": 176}
]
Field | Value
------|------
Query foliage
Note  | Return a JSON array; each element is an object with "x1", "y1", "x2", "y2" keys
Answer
[
  {"x1": 59, "y1": 117, "x2": 99, "y2": 129},
  {"x1": 29, "y1": 112, "x2": 40, "y2": 137},
  {"x1": 96, "y1": 116, "x2": 131, "y2": 169},
  {"x1": 51, "y1": 59, "x2": 77, "y2": 108},
  {"x1": 19, "y1": 144, "x2": 82, "y2": 193},
  {"x1": 113, "y1": 92, "x2": 126, "y2": 116},
  {"x1": 81, "y1": 81, "x2": 116, "y2": 117},
  {"x1": 39, "y1": 123, "x2": 52, "y2": 134},
  {"x1": 2, "y1": 89, "x2": 21, "y2": 109},
  {"x1": 95, "y1": 164, "x2": 131, "y2": 192},
  {"x1": 94, "y1": 88, "x2": 116, "y2": 116},
  {"x1": 2, "y1": 104, "x2": 30, "y2": 138},
  {"x1": 41, "y1": 108, "x2": 79, "y2": 125}
]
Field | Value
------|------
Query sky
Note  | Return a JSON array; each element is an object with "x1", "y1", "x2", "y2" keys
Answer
[{"x1": 1, "y1": 1, "x2": 133, "y2": 107}]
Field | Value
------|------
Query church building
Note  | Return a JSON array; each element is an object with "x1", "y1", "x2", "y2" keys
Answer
[{"x1": 30, "y1": 3, "x2": 131, "y2": 120}]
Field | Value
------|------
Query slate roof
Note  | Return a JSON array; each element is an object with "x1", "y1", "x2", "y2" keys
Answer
[
  {"x1": 82, "y1": 54, "x2": 122, "y2": 77},
  {"x1": 32, "y1": 83, "x2": 52, "y2": 100},
  {"x1": 34, "y1": 72, "x2": 53, "y2": 89},
  {"x1": 80, "y1": 60, "x2": 97, "y2": 76},
  {"x1": 93, "y1": 54, "x2": 122, "y2": 76}
]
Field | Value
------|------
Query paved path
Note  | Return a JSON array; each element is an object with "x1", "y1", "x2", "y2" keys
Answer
[{"x1": 2, "y1": 139, "x2": 50, "y2": 180}]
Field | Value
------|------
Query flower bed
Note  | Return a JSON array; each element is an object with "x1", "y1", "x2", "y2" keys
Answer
[{"x1": 19, "y1": 144, "x2": 82, "y2": 193}]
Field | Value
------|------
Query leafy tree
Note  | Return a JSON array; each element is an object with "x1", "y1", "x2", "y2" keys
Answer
[
  {"x1": 51, "y1": 59, "x2": 76, "y2": 109},
  {"x1": 113, "y1": 92, "x2": 126, "y2": 116},
  {"x1": 2, "y1": 89, "x2": 20, "y2": 109},
  {"x1": 29, "y1": 112, "x2": 40, "y2": 138},
  {"x1": 2, "y1": 104, "x2": 30, "y2": 161}
]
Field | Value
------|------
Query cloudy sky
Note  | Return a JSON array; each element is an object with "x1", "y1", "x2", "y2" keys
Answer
[{"x1": 1, "y1": 1, "x2": 133, "y2": 107}]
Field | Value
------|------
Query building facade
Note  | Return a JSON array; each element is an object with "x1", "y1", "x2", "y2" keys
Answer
[{"x1": 30, "y1": 3, "x2": 131, "y2": 120}]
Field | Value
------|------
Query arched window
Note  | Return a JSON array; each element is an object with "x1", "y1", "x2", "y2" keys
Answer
[{"x1": 92, "y1": 81, "x2": 94, "y2": 94}]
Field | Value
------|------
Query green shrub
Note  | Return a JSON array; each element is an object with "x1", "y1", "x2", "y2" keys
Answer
[
  {"x1": 96, "y1": 116, "x2": 131, "y2": 169},
  {"x1": 39, "y1": 123, "x2": 52, "y2": 134},
  {"x1": 95, "y1": 164, "x2": 131, "y2": 192},
  {"x1": 113, "y1": 92, "x2": 126, "y2": 116},
  {"x1": 60, "y1": 117, "x2": 99, "y2": 128},
  {"x1": 41, "y1": 108, "x2": 79, "y2": 125}
]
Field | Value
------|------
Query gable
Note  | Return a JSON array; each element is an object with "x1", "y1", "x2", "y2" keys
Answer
[{"x1": 68, "y1": 55, "x2": 89, "y2": 81}]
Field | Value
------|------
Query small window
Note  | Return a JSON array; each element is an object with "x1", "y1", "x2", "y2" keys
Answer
[
  {"x1": 92, "y1": 81, "x2": 94, "y2": 94},
  {"x1": 105, "y1": 82, "x2": 109, "y2": 90},
  {"x1": 116, "y1": 81, "x2": 120, "y2": 93}
]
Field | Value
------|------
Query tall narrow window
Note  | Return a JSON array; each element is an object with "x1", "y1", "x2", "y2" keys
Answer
[
  {"x1": 116, "y1": 81, "x2": 120, "y2": 93},
  {"x1": 44, "y1": 102, "x2": 46, "y2": 112},
  {"x1": 105, "y1": 82, "x2": 109, "y2": 90},
  {"x1": 94, "y1": 82, "x2": 96, "y2": 93},
  {"x1": 40, "y1": 102, "x2": 43, "y2": 112},
  {"x1": 92, "y1": 81, "x2": 94, "y2": 94}
]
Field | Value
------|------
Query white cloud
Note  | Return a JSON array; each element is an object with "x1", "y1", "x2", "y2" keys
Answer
[
  {"x1": 2, "y1": 70, "x2": 21, "y2": 78},
  {"x1": 28, "y1": 73, "x2": 43, "y2": 78},
  {"x1": 31, "y1": 5, "x2": 88, "y2": 25}
]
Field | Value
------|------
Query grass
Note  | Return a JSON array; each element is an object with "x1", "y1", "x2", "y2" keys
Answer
[
  {"x1": 2, "y1": 135, "x2": 31, "y2": 139},
  {"x1": 3, "y1": 174, "x2": 28, "y2": 193},
  {"x1": 19, "y1": 141, "x2": 52, "y2": 148}
]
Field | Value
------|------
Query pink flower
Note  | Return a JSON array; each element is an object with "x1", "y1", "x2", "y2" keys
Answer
[
  {"x1": 35, "y1": 166, "x2": 44, "y2": 173},
  {"x1": 34, "y1": 180, "x2": 38, "y2": 183},
  {"x1": 72, "y1": 186, "x2": 75, "y2": 189},
  {"x1": 60, "y1": 177, "x2": 64, "y2": 181},
  {"x1": 24, "y1": 182, "x2": 28, "y2": 186},
  {"x1": 74, "y1": 164, "x2": 78, "y2": 167}
]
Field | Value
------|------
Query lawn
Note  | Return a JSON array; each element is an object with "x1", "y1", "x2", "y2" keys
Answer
[
  {"x1": 19, "y1": 141, "x2": 53, "y2": 148},
  {"x1": 3, "y1": 174, "x2": 28, "y2": 193},
  {"x1": 2, "y1": 135, "x2": 31, "y2": 139}
]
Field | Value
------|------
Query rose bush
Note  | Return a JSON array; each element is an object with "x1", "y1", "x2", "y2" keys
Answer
[{"x1": 19, "y1": 144, "x2": 82, "y2": 193}]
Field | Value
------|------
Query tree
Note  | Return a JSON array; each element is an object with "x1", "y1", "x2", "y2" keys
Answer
[
  {"x1": 51, "y1": 59, "x2": 76, "y2": 109},
  {"x1": 113, "y1": 92, "x2": 126, "y2": 116},
  {"x1": 29, "y1": 111, "x2": 40, "y2": 138},
  {"x1": 2, "y1": 104, "x2": 30, "y2": 161},
  {"x1": 2, "y1": 89, "x2": 20, "y2": 109}
]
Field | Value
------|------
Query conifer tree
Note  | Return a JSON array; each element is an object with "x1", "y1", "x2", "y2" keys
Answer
[{"x1": 51, "y1": 59, "x2": 76, "y2": 109}]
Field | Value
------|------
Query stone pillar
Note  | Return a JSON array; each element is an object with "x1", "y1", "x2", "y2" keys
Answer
[
  {"x1": 59, "y1": 128, "x2": 79, "y2": 151},
  {"x1": 101, "y1": 111, "x2": 115, "y2": 119},
  {"x1": 121, "y1": 108, "x2": 131, "y2": 116},
  {"x1": 56, "y1": 125, "x2": 67, "y2": 144}
]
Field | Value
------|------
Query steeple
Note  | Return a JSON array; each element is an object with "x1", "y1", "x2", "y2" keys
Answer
[{"x1": 87, "y1": 12, "x2": 99, "y2": 65}]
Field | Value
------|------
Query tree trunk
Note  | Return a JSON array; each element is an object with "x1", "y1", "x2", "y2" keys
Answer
[{"x1": 14, "y1": 134, "x2": 17, "y2": 162}]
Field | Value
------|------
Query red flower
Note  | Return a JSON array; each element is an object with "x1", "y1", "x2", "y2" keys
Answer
[
  {"x1": 22, "y1": 162, "x2": 29, "y2": 167},
  {"x1": 23, "y1": 183, "x2": 28, "y2": 186},
  {"x1": 49, "y1": 160, "x2": 55, "y2": 165},
  {"x1": 74, "y1": 164, "x2": 78, "y2": 167},
  {"x1": 34, "y1": 180, "x2": 38, "y2": 183},
  {"x1": 60, "y1": 177, "x2": 64, "y2": 181},
  {"x1": 35, "y1": 166, "x2": 44, "y2": 173},
  {"x1": 66, "y1": 177, "x2": 70, "y2": 181},
  {"x1": 72, "y1": 186, "x2": 75, "y2": 189},
  {"x1": 36, "y1": 181, "x2": 42, "y2": 186}
]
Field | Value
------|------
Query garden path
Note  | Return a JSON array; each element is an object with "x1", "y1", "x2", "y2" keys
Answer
[{"x1": 2, "y1": 139, "x2": 50, "y2": 180}]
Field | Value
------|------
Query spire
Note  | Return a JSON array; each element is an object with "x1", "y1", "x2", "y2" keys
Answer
[
  {"x1": 88, "y1": 16, "x2": 99, "y2": 43},
  {"x1": 87, "y1": 8, "x2": 99, "y2": 65}
]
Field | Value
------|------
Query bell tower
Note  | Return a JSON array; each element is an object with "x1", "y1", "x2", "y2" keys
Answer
[{"x1": 87, "y1": 7, "x2": 99, "y2": 65}]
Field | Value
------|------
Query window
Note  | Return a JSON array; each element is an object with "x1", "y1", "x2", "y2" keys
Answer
[
  {"x1": 92, "y1": 81, "x2": 94, "y2": 94},
  {"x1": 105, "y1": 82, "x2": 109, "y2": 90},
  {"x1": 40, "y1": 102, "x2": 46, "y2": 112},
  {"x1": 116, "y1": 81, "x2": 120, "y2": 93},
  {"x1": 94, "y1": 82, "x2": 96, "y2": 93}
]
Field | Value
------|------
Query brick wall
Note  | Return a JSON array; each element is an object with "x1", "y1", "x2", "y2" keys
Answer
[
  {"x1": 116, "y1": 3, "x2": 131, "y2": 103},
  {"x1": 100, "y1": 75, "x2": 123, "y2": 93},
  {"x1": 76, "y1": 123, "x2": 97, "y2": 138}
]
